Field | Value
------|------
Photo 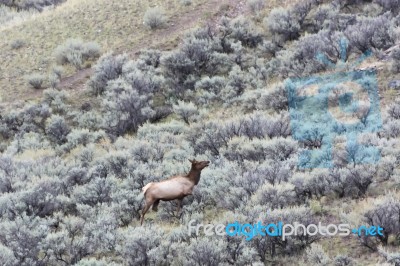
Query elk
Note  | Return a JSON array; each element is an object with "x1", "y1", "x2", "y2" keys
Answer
[{"x1": 140, "y1": 159, "x2": 210, "y2": 225}]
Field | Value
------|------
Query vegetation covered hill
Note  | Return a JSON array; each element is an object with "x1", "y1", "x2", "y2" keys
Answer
[
  {"x1": 0, "y1": 0, "x2": 400, "y2": 265},
  {"x1": 0, "y1": 0, "x2": 241, "y2": 105}
]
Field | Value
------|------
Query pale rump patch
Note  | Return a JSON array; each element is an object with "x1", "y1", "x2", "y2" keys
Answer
[{"x1": 142, "y1": 182, "x2": 154, "y2": 193}]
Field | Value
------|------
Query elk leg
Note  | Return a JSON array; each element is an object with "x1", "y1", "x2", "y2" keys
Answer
[
  {"x1": 152, "y1": 199, "x2": 160, "y2": 211},
  {"x1": 176, "y1": 199, "x2": 183, "y2": 216},
  {"x1": 140, "y1": 200, "x2": 154, "y2": 225}
]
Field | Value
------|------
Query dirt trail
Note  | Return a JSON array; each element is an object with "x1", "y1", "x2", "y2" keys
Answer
[{"x1": 58, "y1": 0, "x2": 247, "y2": 91}]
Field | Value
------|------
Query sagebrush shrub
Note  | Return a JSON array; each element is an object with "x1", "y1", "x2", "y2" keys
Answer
[
  {"x1": 224, "y1": 16, "x2": 263, "y2": 48},
  {"x1": 378, "y1": 247, "x2": 400, "y2": 266},
  {"x1": 387, "y1": 101, "x2": 400, "y2": 119},
  {"x1": 374, "y1": 0, "x2": 400, "y2": 13},
  {"x1": 48, "y1": 73, "x2": 60, "y2": 89},
  {"x1": 0, "y1": 244, "x2": 17, "y2": 265},
  {"x1": 74, "y1": 110, "x2": 103, "y2": 131},
  {"x1": 251, "y1": 182, "x2": 297, "y2": 209},
  {"x1": 390, "y1": 47, "x2": 400, "y2": 73},
  {"x1": 345, "y1": 13, "x2": 394, "y2": 53},
  {"x1": 290, "y1": 170, "x2": 330, "y2": 200},
  {"x1": 52, "y1": 65, "x2": 63, "y2": 78},
  {"x1": 143, "y1": 7, "x2": 167, "y2": 30},
  {"x1": 306, "y1": 243, "x2": 331, "y2": 266},
  {"x1": 181, "y1": 237, "x2": 227, "y2": 265},
  {"x1": 43, "y1": 88, "x2": 69, "y2": 114},
  {"x1": 334, "y1": 255, "x2": 353, "y2": 266},
  {"x1": 10, "y1": 39, "x2": 25, "y2": 49},
  {"x1": 74, "y1": 258, "x2": 111, "y2": 266},
  {"x1": 0, "y1": 0, "x2": 66, "y2": 11},
  {"x1": 27, "y1": 73, "x2": 45, "y2": 89},
  {"x1": 162, "y1": 27, "x2": 232, "y2": 96},
  {"x1": 180, "y1": 0, "x2": 192, "y2": 6},
  {"x1": 0, "y1": 5, "x2": 39, "y2": 27},
  {"x1": 265, "y1": 7, "x2": 301, "y2": 42},
  {"x1": 7, "y1": 132, "x2": 51, "y2": 154},
  {"x1": 275, "y1": 30, "x2": 351, "y2": 77},
  {"x1": 383, "y1": 119, "x2": 400, "y2": 138},
  {"x1": 54, "y1": 39, "x2": 101, "y2": 70},
  {"x1": 63, "y1": 129, "x2": 106, "y2": 151},
  {"x1": 0, "y1": 215, "x2": 47, "y2": 265},
  {"x1": 173, "y1": 101, "x2": 199, "y2": 124},
  {"x1": 195, "y1": 76, "x2": 226, "y2": 96},
  {"x1": 88, "y1": 53, "x2": 129, "y2": 95},
  {"x1": 73, "y1": 177, "x2": 114, "y2": 206},
  {"x1": 45, "y1": 115, "x2": 70, "y2": 145},
  {"x1": 101, "y1": 74, "x2": 159, "y2": 136},
  {"x1": 257, "y1": 83, "x2": 288, "y2": 111},
  {"x1": 116, "y1": 226, "x2": 164, "y2": 265},
  {"x1": 248, "y1": 0, "x2": 265, "y2": 14},
  {"x1": 259, "y1": 206, "x2": 319, "y2": 256},
  {"x1": 363, "y1": 193, "x2": 400, "y2": 247}
]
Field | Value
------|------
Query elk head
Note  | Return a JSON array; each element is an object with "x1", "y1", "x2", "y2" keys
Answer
[{"x1": 188, "y1": 159, "x2": 210, "y2": 171}]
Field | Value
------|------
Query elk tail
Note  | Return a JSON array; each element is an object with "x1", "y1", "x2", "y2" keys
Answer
[{"x1": 142, "y1": 182, "x2": 154, "y2": 194}]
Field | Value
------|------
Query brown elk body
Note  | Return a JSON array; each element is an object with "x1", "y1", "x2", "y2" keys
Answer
[{"x1": 140, "y1": 159, "x2": 209, "y2": 225}]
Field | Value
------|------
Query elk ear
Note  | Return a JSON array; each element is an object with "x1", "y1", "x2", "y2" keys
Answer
[{"x1": 188, "y1": 159, "x2": 194, "y2": 163}]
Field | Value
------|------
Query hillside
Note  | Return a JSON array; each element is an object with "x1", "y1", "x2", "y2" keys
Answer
[
  {"x1": 0, "y1": 0, "x2": 237, "y2": 105},
  {"x1": 0, "y1": 0, "x2": 400, "y2": 265}
]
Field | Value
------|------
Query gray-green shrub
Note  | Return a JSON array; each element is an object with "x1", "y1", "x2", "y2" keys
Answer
[
  {"x1": 45, "y1": 115, "x2": 70, "y2": 145},
  {"x1": 265, "y1": 7, "x2": 301, "y2": 41},
  {"x1": 54, "y1": 39, "x2": 101, "y2": 70},
  {"x1": 88, "y1": 53, "x2": 129, "y2": 95},
  {"x1": 345, "y1": 12, "x2": 394, "y2": 53},
  {"x1": 27, "y1": 73, "x2": 46, "y2": 89},
  {"x1": 143, "y1": 7, "x2": 167, "y2": 30}
]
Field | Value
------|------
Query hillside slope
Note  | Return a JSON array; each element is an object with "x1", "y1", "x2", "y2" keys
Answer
[
  {"x1": 0, "y1": 0, "x2": 399, "y2": 265},
  {"x1": 0, "y1": 0, "x2": 242, "y2": 106}
]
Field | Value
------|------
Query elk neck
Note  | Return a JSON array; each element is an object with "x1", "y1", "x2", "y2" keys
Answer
[{"x1": 186, "y1": 166, "x2": 202, "y2": 185}]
